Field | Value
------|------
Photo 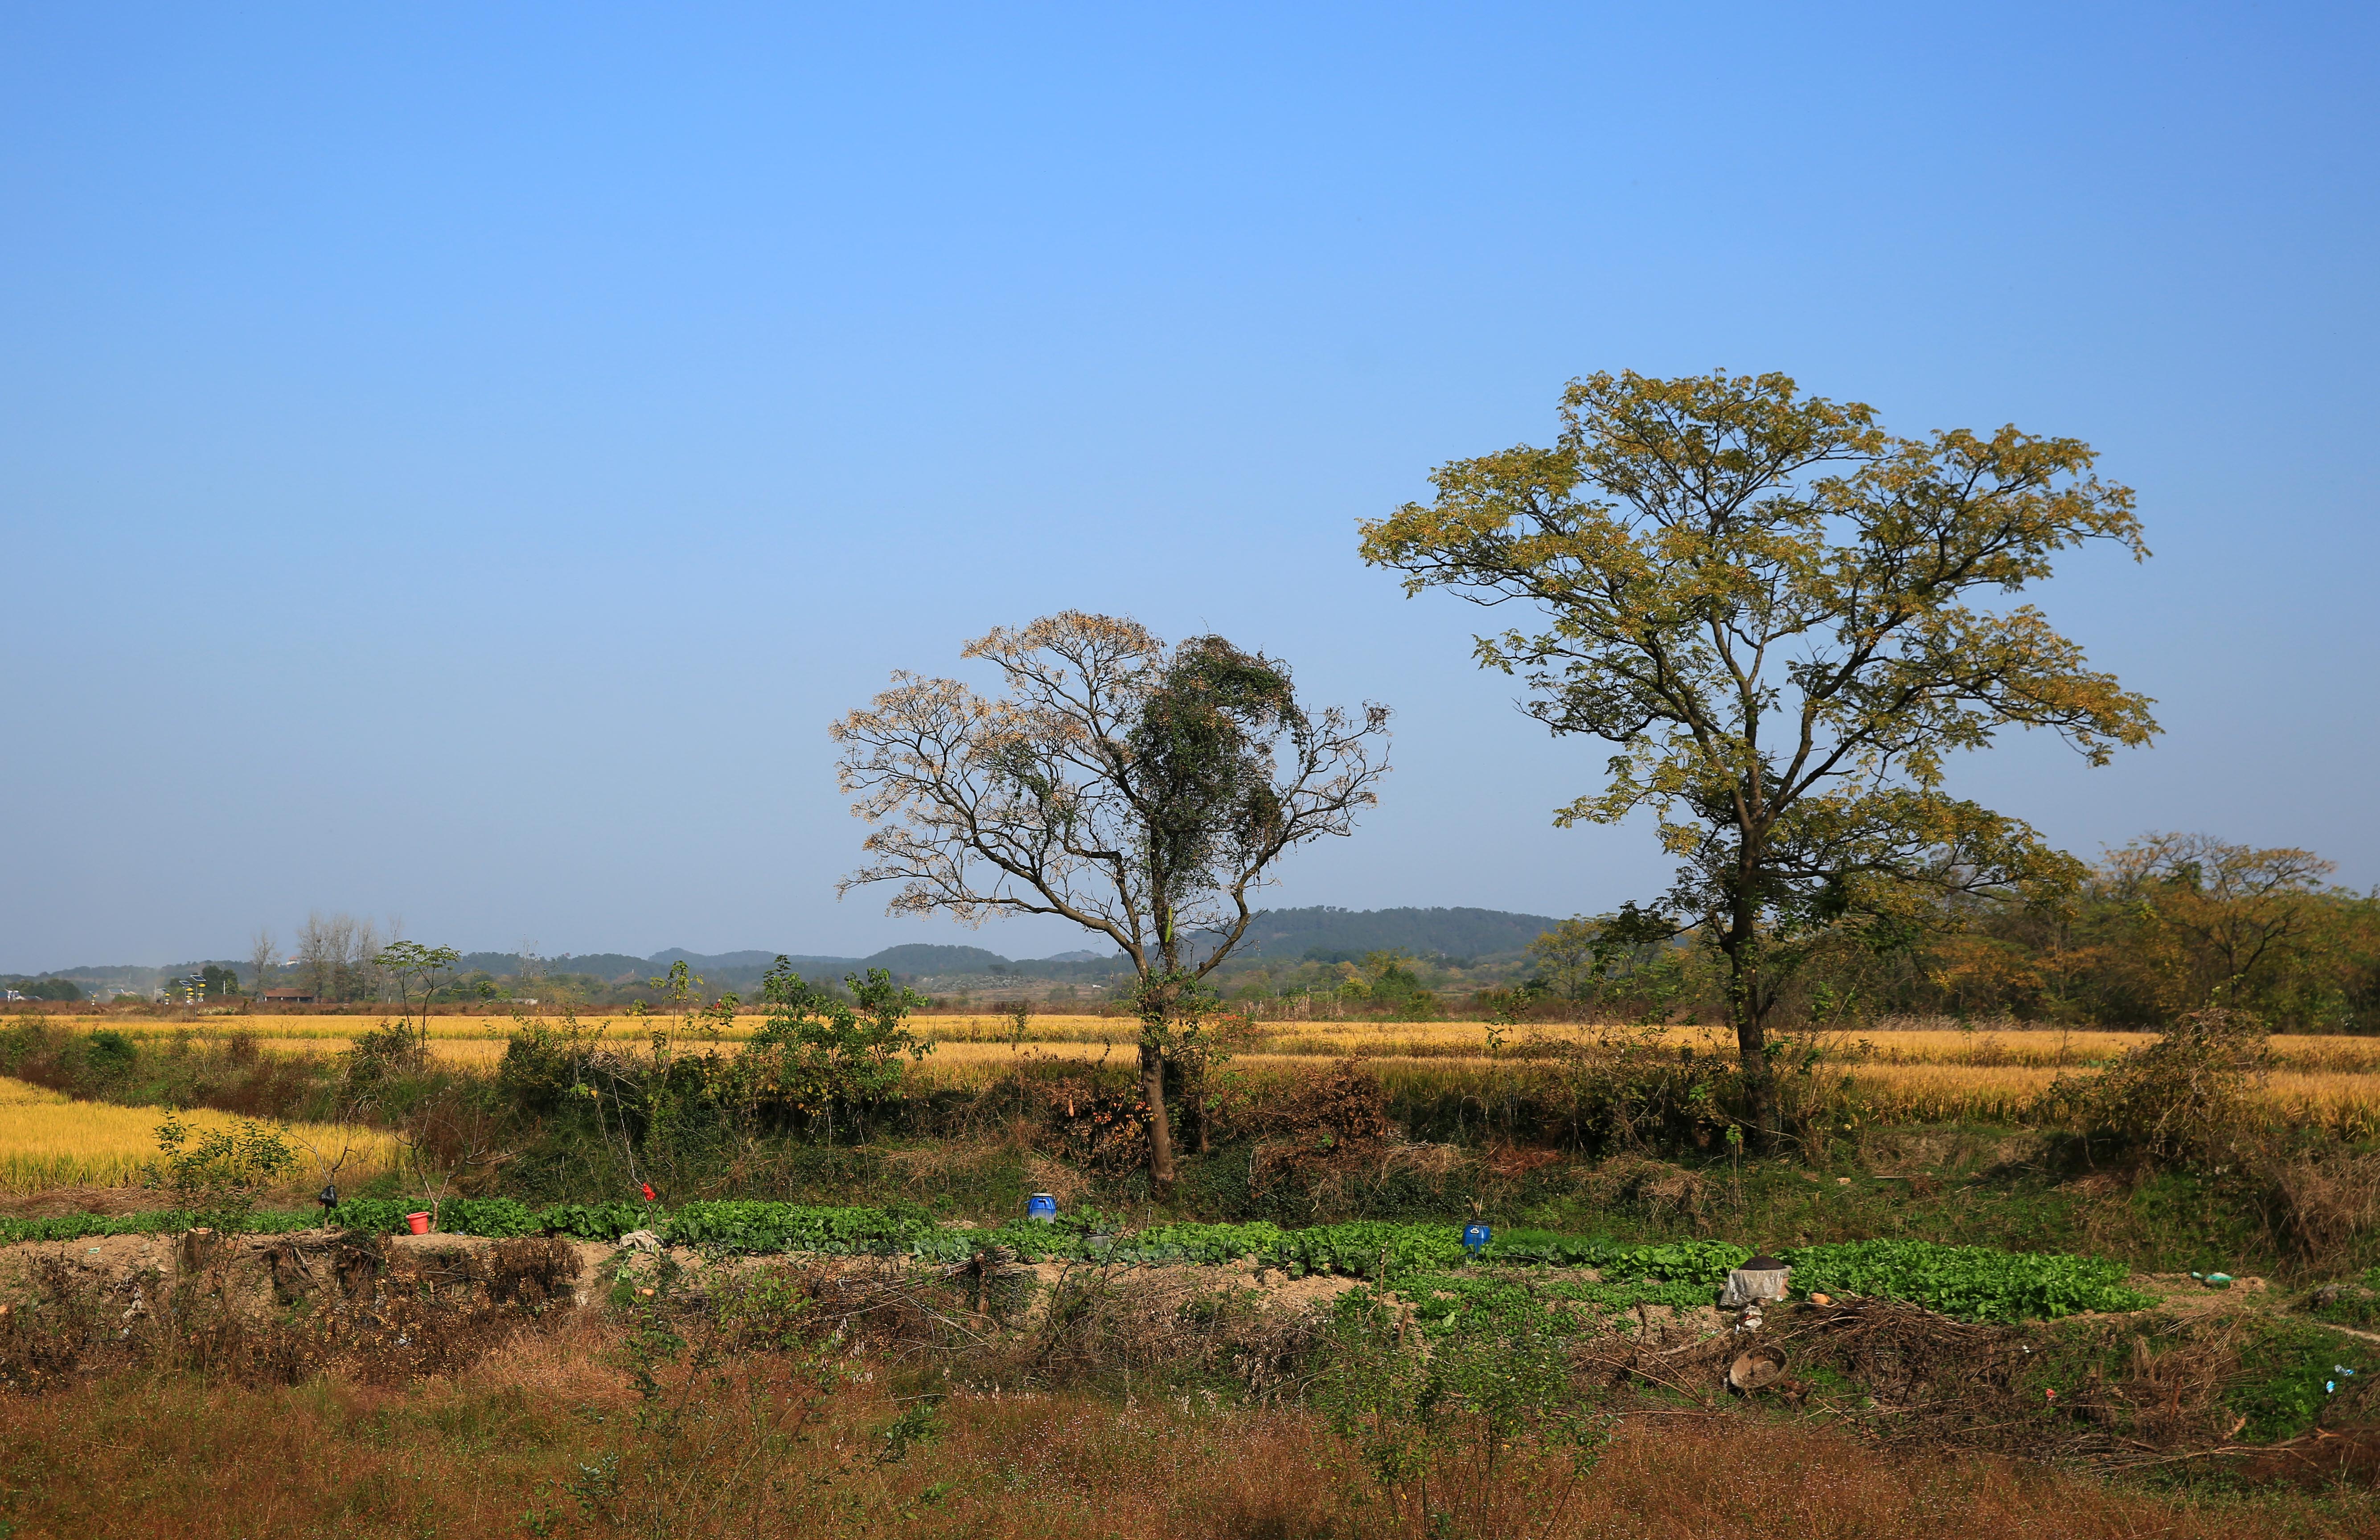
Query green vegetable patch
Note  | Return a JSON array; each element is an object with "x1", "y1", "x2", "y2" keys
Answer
[{"x1": 2, "y1": 1202, "x2": 2157, "y2": 1324}]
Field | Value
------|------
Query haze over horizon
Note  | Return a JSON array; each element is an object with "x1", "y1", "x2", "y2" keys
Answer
[{"x1": 5, "y1": 6, "x2": 2375, "y2": 976}]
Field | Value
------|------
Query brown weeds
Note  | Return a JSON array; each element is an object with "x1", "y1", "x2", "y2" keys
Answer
[
  {"x1": 1574, "y1": 1155, "x2": 1708, "y2": 1222},
  {"x1": 2258, "y1": 1152, "x2": 2380, "y2": 1268},
  {"x1": 0, "y1": 1361, "x2": 2366, "y2": 1538},
  {"x1": 1235, "y1": 1058, "x2": 1394, "y2": 1199}
]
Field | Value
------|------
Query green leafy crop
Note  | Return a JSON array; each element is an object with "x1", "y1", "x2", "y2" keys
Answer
[
  {"x1": 1782, "y1": 1239, "x2": 2152, "y2": 1321},
  {"x1": 2, "y1": 1201, "x2": 2151, "y2": 1323}
]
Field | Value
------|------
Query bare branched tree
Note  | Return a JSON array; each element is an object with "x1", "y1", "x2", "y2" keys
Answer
[
  {"x1": 833, "y1": 611, "x2": 1391, "y2": 1188},
  {"x1": 247, "y1": 928, "x2": 276, "y2": 999},
  {"x1": 295, "y1": 912, "x2": 387, "y2": 1003}
]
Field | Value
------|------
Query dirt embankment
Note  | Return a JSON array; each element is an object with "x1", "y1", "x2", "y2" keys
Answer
[{"x1": 3, "y1": 1225, "x2": 2375, "y2": 1488}]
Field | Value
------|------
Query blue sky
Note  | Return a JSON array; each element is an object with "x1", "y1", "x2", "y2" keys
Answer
[{"x1": 4, "y1": 3, "x2": 2374, "y2": 970}]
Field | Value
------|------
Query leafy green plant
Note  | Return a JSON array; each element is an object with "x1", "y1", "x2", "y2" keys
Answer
[
  {"x1": 741, "y1": 962, "x2": 932, "y2": 1142},
  {"x1": 534, "y1": 1200, "x2": 651, "y2": 1241},
  {"x1": 12, "y1": 1192, "x2": 2160, "y2": 1325},
  {"x1": 0, "y1": 1207, "x2": 322, "y2": 1245},
  {"x1": 872, "y1": 1399, "x2": 943, "y2": 1466},
  {"x1": 141, "y1": 1114, "x2": 297, "y2": 1218},
  {"x1": 1782, "y1": 1238, "x2": 2152, "y2": 1321},
  {"x1": 1316, "y1": 1287, "x2": 1611, "y2": 1539}
]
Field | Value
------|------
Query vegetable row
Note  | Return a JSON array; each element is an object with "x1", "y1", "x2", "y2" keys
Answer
[{"x1": 1, "y1": 1201, "x2": 2150, "y2": 1320}]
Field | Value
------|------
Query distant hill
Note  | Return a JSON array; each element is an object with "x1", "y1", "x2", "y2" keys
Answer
[
  {"x1": 648, "y1": 948, "x2": 786, "y2": 971},
  {"x1": 27, "y1": 959, "x2": 246, "y2": 996},
  {"x1": 460, "y1": 952, "x2": 652, "y2": 983},
  {"x1": 1206, "y1": 906, "x2": 1560, "y2": 964},
  {"x1": 861, "y1": 944, "x2": 1008, "y2": 974},
  {"x1": 22, "y1": 910, "x2": 1563, "y2": 992}
]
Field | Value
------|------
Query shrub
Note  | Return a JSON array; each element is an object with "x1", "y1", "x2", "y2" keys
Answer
[
  {"x1": 1550, "y1": 1025, "x2": 1742, "y2": 1154},
  {"x1": 1575, "y1": 1154, "x2": 1709, "y2": 1222},
  {"x1": 2050, "y1": 1006, "x2": 2273, "y2": 1169},
  {"x1": 1232, "y1": 1059, "x2": 1394, "y2": 1196},
  {"x1": 1315, "y1": 1287, "x2": 1611, "y2": 1538},
  {"x1": 82, "y1": 1030, "x2": 137, "y2": 1080},
  {"x1": 142, "y1": 1114, "x2": 297, "y2": 1214}
]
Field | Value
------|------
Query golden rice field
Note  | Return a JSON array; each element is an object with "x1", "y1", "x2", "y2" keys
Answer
[
  {"x1": 0, "y1": 1076, "x2": 402, "y2": 1195},
  {"x1": 33, "y1": 1013, "x2": 2380, "y2": 1139}
]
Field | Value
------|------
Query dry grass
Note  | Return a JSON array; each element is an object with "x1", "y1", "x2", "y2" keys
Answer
[
  {"x1": 0, "y1": 1356, "x2": 2360, "y2": 1539},
  {"x1": 1834, "y1": 1064, "x2": 2067, "y2": 1125},
  {"x1": 0, "y1": 1229, "x2": 2369, "y2": 1534},
  {"x1": 0, "y1": 1075, "x2": 401, "y2": 1194}
]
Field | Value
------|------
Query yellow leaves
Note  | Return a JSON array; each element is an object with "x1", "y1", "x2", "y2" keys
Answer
[{"x1": 1361, "y1": 370, "x2": 2157, "y2": 942}]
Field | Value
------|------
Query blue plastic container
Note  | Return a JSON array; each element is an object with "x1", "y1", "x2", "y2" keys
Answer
[
  {"x1": 1462, "y1": 1222, "x2": 1492, "y2": 1253},
  {"x1": 1027, "y1": 1192, "x2": 1059, "y2": 1223}
]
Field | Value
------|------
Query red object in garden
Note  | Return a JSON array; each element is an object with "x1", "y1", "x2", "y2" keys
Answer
[
  {"x1": 406, "y1": 1212, "x2": 430, "y2": 1235},
  {"x1": 640, "y1": 1182, "x2": 657, "y2": 1202}
]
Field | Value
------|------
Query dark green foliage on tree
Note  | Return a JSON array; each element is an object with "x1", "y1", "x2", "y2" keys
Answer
[
  {"x1": 2, "y1": 978, "x2": 82, "y2": 1002},
  {"x1": 833, "y1": 611, "x2": 1390, "y2": 1188}
]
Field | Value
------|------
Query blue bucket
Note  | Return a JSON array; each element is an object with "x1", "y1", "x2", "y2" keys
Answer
[
  {"x1": 1027, "y1": 1192, "x2": 1058, "y2": 1223},
  {"x1": 1463, "y1": 1222, "x2": 1492, "y2": 1253}
]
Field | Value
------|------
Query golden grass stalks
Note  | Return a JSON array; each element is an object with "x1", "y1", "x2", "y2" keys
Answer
[
  {"x1": 1836, "y1": 1065, "x2": 2064, "y2": 1126},
  {"x1": 38, "y1": 1012, "x2": 2380, "y2": 1069},
  {"x1": 0, "y1": 1076, "x2": 402, "y2": 1195},
  {"x1": 28, "y1": 1013, "x2": 2380, "y2": 1139}
]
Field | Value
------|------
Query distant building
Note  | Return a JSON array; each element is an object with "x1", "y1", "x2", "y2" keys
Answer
[{"x1": 261, "y1": 987, "x2": 317, "y2": 1004}]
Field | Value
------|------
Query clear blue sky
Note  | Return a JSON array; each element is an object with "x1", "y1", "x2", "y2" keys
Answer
[{"x1": 4, "y1": 4, "x2": 2374, "y2": 971}]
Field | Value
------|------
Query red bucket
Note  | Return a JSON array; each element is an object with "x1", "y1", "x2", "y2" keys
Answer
[{"x1": 405, "y1": 1212, "x2": 431, "y2": 1235}]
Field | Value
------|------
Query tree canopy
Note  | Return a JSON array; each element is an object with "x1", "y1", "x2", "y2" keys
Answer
[
  {"x1": 1362, "y1": 369, "x2": 2158, "y2": 1138},
  {"x1": 832, "y1": 610, "x2": 1391, "y2": 1183}
]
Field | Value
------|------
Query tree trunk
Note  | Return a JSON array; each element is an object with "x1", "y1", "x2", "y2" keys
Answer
[
  {"x1": 1140, "y1": 1040, "x2": 1176, "y2": 1189},
  {"x1": 1734, "y1": 1008, "x2": 1776, "y2": 1151},
  {"x1": 1723, "y1": 918, "x2": 1779, "y2": 1151}
]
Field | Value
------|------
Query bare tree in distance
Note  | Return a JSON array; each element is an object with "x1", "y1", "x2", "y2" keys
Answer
[
  {"x1": 833, "y1": 611, "x2": 1391, "y2": 1189},
  {"x1": 247, "y1": 928, "x2": 276, "y2": 1000},
  {"x1": 516, "y1": 940, "x2": 546, "y2": 1008},
  {"x1": 295, "y1": 913, "x2": 388, "y2": 1004}
]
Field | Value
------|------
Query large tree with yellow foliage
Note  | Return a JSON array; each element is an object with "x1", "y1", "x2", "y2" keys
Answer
[{"x1": 1362, "y1": 370, "x2": 2158, "y2": 1141}]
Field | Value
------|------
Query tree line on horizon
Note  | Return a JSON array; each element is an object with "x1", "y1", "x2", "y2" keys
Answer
[{"x1": 1521, "y1": 829, "x2": 2378, "y2": 1033}]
